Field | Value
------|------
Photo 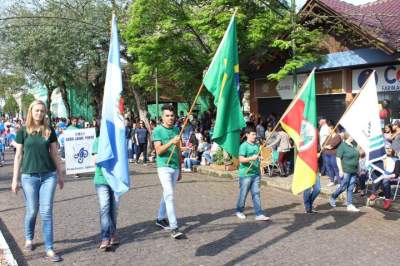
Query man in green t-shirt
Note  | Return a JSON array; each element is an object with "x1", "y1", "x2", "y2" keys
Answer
[
  {"x1": 152, "y1": 104, "x2": 184, "y2": 239},
  {"x1": 236, "y1": 126, "x2": 270, "y2": 221}
]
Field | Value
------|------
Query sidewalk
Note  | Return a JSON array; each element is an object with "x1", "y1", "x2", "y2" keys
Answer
[{"x1": 196, "y1": 166, "x2": 400, "y2": 212}]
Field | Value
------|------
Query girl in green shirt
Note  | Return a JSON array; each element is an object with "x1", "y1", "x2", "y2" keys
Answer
[{"x1": 12, "y1": 100, "x2": 64, "y2": 262}]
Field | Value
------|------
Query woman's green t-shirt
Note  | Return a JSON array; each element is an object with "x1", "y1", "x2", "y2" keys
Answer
[{"x1": 15, "y1": 126, "x2": 57, "y2": 174}]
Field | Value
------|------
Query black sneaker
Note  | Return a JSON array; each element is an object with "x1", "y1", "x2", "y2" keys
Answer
[
  {"x1": 155, "y1": 219, "x2": 170, "y2": 229},
  {"x1": 170, "y1": 229, "x2": 184, "y2": 239}
]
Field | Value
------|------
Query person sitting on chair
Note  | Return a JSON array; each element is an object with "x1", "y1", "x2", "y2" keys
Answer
[{"x1": 368, "y1": 146, "x2": 400, "y2": 210}]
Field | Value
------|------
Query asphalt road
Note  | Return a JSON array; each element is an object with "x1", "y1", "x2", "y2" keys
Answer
[{"x1": 0, "y1": 150, "x2": 399, "y2": 265}]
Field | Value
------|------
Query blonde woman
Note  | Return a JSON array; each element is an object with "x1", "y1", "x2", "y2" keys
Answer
[{"x1": 11, "y1": 100, "x2": 64, "y2": 262}]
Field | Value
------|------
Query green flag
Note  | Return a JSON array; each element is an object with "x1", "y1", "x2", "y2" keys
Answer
[{"x1": 203, "y1": 13, "x2": 245, "y2": 157}]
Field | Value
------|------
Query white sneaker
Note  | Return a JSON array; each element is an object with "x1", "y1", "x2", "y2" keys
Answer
[
  {"x1": 235, "y1": 212, "x2": 246, "y2": 219},
  {"x1": 327, "y1": 182, "x2": 335, "y2": 187},
  {"x1": 347, "y1": 204, "x2": 360, "y2": 212},
  {"x1": 255, "y1": 215, "x2": 270, "y2": 221},
  {"x1": 182, "y1": 168, "x2": 191, "y2": 172}
]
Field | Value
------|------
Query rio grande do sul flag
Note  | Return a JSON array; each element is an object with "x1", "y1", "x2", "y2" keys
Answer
[{"x1": 280, "y1": 70, "x2": 318, "y2": 194}]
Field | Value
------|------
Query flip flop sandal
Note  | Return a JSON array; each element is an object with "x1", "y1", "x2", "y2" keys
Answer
[
  {"x1": 110, "y1": 239, "x2": 120, "y2": 246},
  {"x1": 99, "y1": 243, "x2": 111, "y2": 250},
  {"x1": 45, "y1": 254, "x2": 62, "y2": 262},
  {"x1": 23, "y1": 244, "x2": 33, "y2": 252}
]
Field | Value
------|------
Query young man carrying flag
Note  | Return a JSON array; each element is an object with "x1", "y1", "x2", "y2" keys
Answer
[
  {"x1": 95, "y1": 13, "x2": 130, "y2": 248},
  {"x1": 153, "y1": 104, "x2": 184, "y2": 239},
  {"x1": 202, "y1": 11, "x2": 250, "y2": 218},
  {"x1": 236, "y1": 126, "x2": 270, "y2": 221}
]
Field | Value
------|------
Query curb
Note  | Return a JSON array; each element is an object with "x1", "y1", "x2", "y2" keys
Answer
[
  {"x1": 196, "y1": 166, "x2": 400, "y2": 212},
  {"x1": 0, "y1": 229, "x2": 17, "y2": 266}
]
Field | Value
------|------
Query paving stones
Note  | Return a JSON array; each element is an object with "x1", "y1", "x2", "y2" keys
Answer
[{"x1": 0, "y1": 153, "x2": 399, "y2": 265}]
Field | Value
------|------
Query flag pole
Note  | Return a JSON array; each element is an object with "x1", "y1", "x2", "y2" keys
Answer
[
  {"x1": 318, "y1": 70, "x2": 376, "y2": 155},
  {"x1": 244, "y1": 68, "x2": 316, "y2": 175},
  {"x1": 166, "y1": 83, "x2": 205, "y2": 164},
  {"x1": 166, "y1": 8, "x2": 239, "y2": 165}
]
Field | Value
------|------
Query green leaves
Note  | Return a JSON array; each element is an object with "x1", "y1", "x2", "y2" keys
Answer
[
  {"x1": 0, "y1": 0, "x2": 116, "y2": 117},
  {"x1": 3, "y1": 95, "x2": 19, "y2": 116},
  {"x1": 123, "y1": 0, "x2": 324, "y2": 98}
]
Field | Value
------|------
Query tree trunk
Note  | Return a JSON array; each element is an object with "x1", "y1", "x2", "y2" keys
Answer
[
  {"x1": 89, "y1": 75, "x2": 105, "y2": 119},
  {"x1": 131, "y1": 85, "x2": 150, "y2": 130},
  {"x1": 58, "y1": 80, "x2": 71, "y2": 117},
  {"x1": 44, "y1": 82, "x2": 54, "y2": 120}
]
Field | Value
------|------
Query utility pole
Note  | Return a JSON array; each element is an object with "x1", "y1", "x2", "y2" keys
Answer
[
  {"x1": 155, "y1": 68, "x2": 159, "y2": 121},
  {"x1": 291, "y1": 0, "x2": 297, "y2": 95},
  {"x1": 291, "y1": 0, "x2": 298, "y2": 169}
]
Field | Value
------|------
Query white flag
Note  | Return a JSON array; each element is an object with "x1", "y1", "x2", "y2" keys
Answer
[{"x1": 339, "y1": 71, "x2": 385, "y2": 164}]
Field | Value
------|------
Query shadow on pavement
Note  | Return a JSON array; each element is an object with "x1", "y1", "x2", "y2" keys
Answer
[
  {"x1": 195, "y1": 203, "x2": 299, "y2": 257},
  {"x1": 179, "y1": 179, "x2": 236, "y2": 184},
  {"x1": 49, "y1": 219, "x2": 166, "y2": 256},
  {"x1": 0, "y1": 218, "x2": 28, "y2": 266},
  {"x1": 43, "y1": 204, "x2": 297, "y2": 258},
  {"x1": 374, "y1": 208, "x2": 400, "y2": 221},
  {"x1": 0, "y1": 193, "x2": 97, "y2": 214},
  {"x1": 222, "y1": 203, "x2": 366, "y2": 265}
]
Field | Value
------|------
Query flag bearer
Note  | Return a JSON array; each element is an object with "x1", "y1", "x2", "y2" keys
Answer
[{"x1": 235, "y1": 126, "x2": 270, "y2": 221}]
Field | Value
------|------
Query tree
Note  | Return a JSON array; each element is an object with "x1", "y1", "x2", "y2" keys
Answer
[
  {"x1": 0, "y1": 72, "x2": 25, "y2": 98},
  {"x1": 21, "y1": 93, "x2": 36, "y2": 117},
  {"x1": 3, "y1": 95, "x2": 19, "y2": 116},
  {"x1": 122, "y1": 0, "x2": 324, "y2": 116},
  {"x1": 0, "y1": 0, "x2": 115, "y2": 118}
]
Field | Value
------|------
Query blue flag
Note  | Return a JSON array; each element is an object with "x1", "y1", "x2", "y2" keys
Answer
[{"x1": 97, "y1": 14, "x2": 130, "y2": 197}]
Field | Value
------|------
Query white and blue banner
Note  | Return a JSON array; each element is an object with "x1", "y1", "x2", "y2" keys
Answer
[
  {"x1": 96, "y1": 14, "x2": 130, "y2": 197},
  {"x1": 340, "y1": 71, "x2": 386, "y2": 166},
  {"x1": 64, "y1": 128, "x2": 96, "y2": 175}
]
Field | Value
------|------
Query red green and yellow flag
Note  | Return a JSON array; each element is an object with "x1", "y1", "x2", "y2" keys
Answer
[{"x1": 280, "y1": 70, "x2": 317, "y2": 194}]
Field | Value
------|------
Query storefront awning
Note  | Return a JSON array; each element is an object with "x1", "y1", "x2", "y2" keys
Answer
[{"x1": 298, "y1": 48, "x2": 399, "y2": 73}]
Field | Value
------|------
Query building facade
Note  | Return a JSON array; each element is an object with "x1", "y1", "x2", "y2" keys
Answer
[{"x1": 250, "y1": 0, "x2": 400, "y2": 123}]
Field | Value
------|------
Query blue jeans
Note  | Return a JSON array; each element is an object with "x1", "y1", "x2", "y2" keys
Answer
[
  {"x1": 203, "y1": 151, "x2": 212, "y2": 164},
  {"x1": 325, "y1": 153, "x2": 339, "y2": 183},
  {"x1": 236, "y1": 175, "x2": 263, "y2": 216},
  {"x1": 126, "y1": 139, "x2": 133, "y2": 159},
  {"x1": 371, "y1": 171, "x2": 392, "y2": 199},
  {"x1": 21, "y1": 171, "x2": 57, "y2": 252},
  {"x1": 157, "y1": 167, "x2": 179, "y2": 229},
  {"x1": 184, "y1": 158, "x2": 199, "y2": 169},
  {"x1": 320, "y1": 152, "x2": 328, "y2": 176},
  {"x1": 303, "y1": 174, "x2": 321, "y2": 212},
  {"x1": 331, "y1": 172, "x2": 357, "y2": 205},
  {"x1": 96, "y1": 185, "x2": 119, "y2": 240}
]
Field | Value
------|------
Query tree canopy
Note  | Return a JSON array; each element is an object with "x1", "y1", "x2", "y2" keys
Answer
[
  {"x1": 123, "y1": 0, "x2": 323, "y2": 102},
  {"x1": 0, "y1": 0, "x2": 115, "y2": 117},
  {"x1": 1, "y1": 0, "x2": 323, "y2": 121}
]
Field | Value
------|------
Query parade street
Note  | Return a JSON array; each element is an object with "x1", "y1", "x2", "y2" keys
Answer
[{"x1": 0, "y1": 154, "x2": 399, "y2": 266}]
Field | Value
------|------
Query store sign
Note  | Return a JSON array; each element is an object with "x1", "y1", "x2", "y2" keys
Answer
[
  {"x1": 276, "y1": 74, "x2": 307, "y2": 99},
  {"x1": 352, "y1": 65, "x2": 400, "y2": 92}
]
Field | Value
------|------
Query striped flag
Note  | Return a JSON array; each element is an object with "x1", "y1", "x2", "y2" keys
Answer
[
  {"x1": 280, "y1": 70, "x2": 318, "y2": 194},
  {"x1": 339, "y1": 71, "x2": 385, "y2": 169},
  {"x1": 96, "y1": 14, "x2": 130, "y2": 197}
]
